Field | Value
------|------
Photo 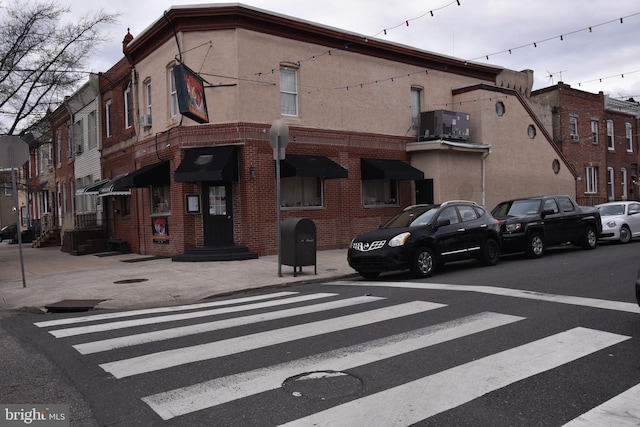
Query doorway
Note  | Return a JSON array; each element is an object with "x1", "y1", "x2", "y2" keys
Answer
[{"x1": 203, "y1": 182, "x2": 234, "y2": 246}]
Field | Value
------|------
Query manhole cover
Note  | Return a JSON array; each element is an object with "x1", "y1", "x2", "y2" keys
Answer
[
  {"x1": 282, "y1": 371, "x2": 362, "y2": 400},
  {"x1": 113, "y1": 278, "x2": 149, "y2": 284}
]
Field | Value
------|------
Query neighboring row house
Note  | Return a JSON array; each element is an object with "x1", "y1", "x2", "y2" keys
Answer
[
  {"x1": 530, "y1": 82, "x2": 640, "y2": 206},
  {"x1": 15, "y1": 4, "x2": 639, "y2": 259}
]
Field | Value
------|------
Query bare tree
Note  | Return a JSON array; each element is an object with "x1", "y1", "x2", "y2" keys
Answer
[{"x1": 0, "y1": 0, "x2": 118, "y2": 135}]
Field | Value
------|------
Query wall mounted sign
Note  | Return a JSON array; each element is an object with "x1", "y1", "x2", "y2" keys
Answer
[{"x1": 173, "y1": 63, "x2": 209, "y2": 124}]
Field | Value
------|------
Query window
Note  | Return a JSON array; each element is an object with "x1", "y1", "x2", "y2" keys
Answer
[
  {"x1": 458, "y1": 205, "x2": 479, "y2": 222},
  {"x1": 411, "y1": 87, "x2": 422, "y2": 128},
  {"x1": 607, "y1": 167, "x2": 614, "y2": 200},
  {"x1": 585, "y1": 166, "x2": 598, "y2": 194},
  {"x1": 569, "y1": 116, "x2": 578, "y2": 141},
  {"x1": 145, "y1": 80, "x2": 152, "y2": 116},
  {"x1": 169, "y1": 67, "x2": 178, "y2": 118},
  {"x1": 591, "y1": 119, "x2": 599, "y2": 144},
  {"x1": 88, "y1": 111, "x2": 97, "y2": 150},
  {"x1": 621, "y1": 168, "x2": 628, "y2": 200},
  {"x1": 151, "y1": 185, "x2": 171, "y2": 214},
  {"x1": 124, "y1": 84, "x2": 133, "y2": 128},
  {"x1": 67, "y1": 125, "x2": 73, "y2": 158},
  {"x1": 122, "y1": 196, "x2": 131, "y2": 216},
  {"x1": 607, "y1": 119, "x2": 614, "y2": 150},
  {"x1": 55, "y1": 132, "x2": 61, "y2": 165},
  {"x1": 437, "y1": 206, "x2": 460, "y2": 225},
  {"x1": 4, "y1": 183, "x2": 11, "y2": 196},
  {"x1": 527, "y1": 125, "x2": 536, "y2": 139},
  {"x1": 281, "y1": 177, "x2": 322, "y2": 208},
  {"x1": 280, "y1": 66, "x2": 298, "y2": 116},
  {"x1": 542, "y1": 199, "x2": 559, "y2": 214},
  {"x1": 626, "y1": 122, "x2": 633, "y2": 152},
  {"x1": 495, "y1": 101, "x2": 505, "y2": 116},
  {"x1": 105, "y1": 99, "x2": 112, "y2": 137},
  {"x1": 363, "y1": 179, "x2": 398, "y2": 206}
]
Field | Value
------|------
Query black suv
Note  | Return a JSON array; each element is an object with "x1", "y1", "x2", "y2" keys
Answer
[
  {"x1": 348, "y1": 201, "x2": 501, "y2": 279},
  {"x1": 491, "y1": 195, "x2": 601, "y2": 258}
]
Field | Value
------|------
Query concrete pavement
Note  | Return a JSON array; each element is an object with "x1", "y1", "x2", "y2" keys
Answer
[{"x1": 0, "y1": 241, "x2": 357, "y2": 313}]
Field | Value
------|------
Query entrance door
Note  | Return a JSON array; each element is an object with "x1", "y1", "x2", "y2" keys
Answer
[{"x1": 203, "y1": 183, "x2": 234, "y2": 246}]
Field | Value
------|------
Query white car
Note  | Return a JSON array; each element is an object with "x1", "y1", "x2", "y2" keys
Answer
[{"x1": 596, "y1": 201, "x2": 640, "y2": 243}]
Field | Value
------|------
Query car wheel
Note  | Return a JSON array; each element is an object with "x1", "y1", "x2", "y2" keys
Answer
[
  {"x1": 411, "y1": 246, "x2": 436, "y2": 278},
  {"x1": 619, "y1": 225, "x2": 631, "y2": 244},
  {"x1": 359, "y1": 271, "x2": 380, "y2": 279},
  {"x1": 525, "y1": 232, "x2": 545, "y2": 258},
  {"x1": 582, "y1": 226, "x2": 598, "y2": 249},
  {"x1": 480, "y1": 238, "x2": 500, "y2": 266}
]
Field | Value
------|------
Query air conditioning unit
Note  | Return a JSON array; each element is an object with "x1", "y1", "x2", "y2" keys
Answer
[
  {"x1": 571, "y1": 134, "x2": 580, "y2": 141},
  {"x1": 140, "y1": 114, "x2": 152, "y2": 128},
  {"x1": 419, "y1": 110, "x2": 470, "y2": 141},
  {"x1": 76, "y1": 143, "x2": 83, "y2": 154}
]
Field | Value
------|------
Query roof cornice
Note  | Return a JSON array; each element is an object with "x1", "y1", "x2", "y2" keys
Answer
[{"x1": 125, "y1": 4, "x2": 502, "y2": 82}]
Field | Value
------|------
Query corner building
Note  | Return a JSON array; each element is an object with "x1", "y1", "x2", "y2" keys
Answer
[{"x1": 103, "y1": 4, "x2": 575, "y2": 258}]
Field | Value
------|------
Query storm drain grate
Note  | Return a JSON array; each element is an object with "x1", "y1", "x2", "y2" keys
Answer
[
  {"x1": 44, "y1": 299, "x2": 105, "y2": 313},
  {"x1": 113, "y1": 278, "x2": 149, "y2": 284}
]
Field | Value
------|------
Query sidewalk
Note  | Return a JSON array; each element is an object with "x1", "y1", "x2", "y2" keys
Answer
[{"x1": 0, "y1": 242, "x2": 356, "y2": 313}]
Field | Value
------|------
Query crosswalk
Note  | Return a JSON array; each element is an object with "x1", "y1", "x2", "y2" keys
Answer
[{"x1": 31, "y1": 287, "x2": 638, "y2": 426}]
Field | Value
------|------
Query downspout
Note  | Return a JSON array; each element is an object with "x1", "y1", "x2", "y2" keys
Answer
[{"x1": 481, "y1": 148, "x2": 491, "y2": 206}]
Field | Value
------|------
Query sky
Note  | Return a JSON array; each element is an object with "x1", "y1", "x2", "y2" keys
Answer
[{"x1": 63, "y1": 0, "x2": 640, "y2": 100}]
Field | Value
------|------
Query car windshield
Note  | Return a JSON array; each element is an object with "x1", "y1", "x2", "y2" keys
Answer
[
  {"x1": 598, "y1": 204, "x2": 625, "y2": 216},
  {"x1": 492, "y1": 199, "x2": 541, "y2": 217},
  {"x1": 383, "y1": 206, "x2": 438, "y2": 228}
]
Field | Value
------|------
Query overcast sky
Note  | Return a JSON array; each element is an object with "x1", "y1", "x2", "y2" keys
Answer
[{"x1": 65, "y1": 0, "x2": 640, "y2": 100}]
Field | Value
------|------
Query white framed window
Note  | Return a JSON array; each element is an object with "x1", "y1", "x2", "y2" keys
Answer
[
  {"x1": 621, "y1": 168, "x2": 628, "y2": 200},
  {"x1": 363, "y1": 180, "x2": 399, "y2": 206},
  {"x1": 607, "y1": 119, "x2": 614, "y2": 150},
  {"x1": 105, "y1": 99, "x2": 112, "y2": 138},
  {"x1": 585, "y1": 166, "x2": 598, "y2": 194},
  {"x1": 145, "y1": 80, "x2": 152, "y2": 116},
  {"x1": 607, "y1": 167, "x2": 614, "y2": 200},
  {"x1": 591, "y1": 119, "x2": 598, "y2": 144},
  {"x1": 88, "y1": 111, "x2": 97, "y2": 150},
  {"x1": 4, "y1": 183, "x2": 11, "y2": 196},
  {"x1": 67, "y1": 125, "x2": 73, "y2": 158},
  {"x1": 281, "y1": 177, "x2": 322, "y2": 208},
  {"x1": 56, "y1": 132, "x2": 62, "y2": 164},
  {"x1": 569, "y1": 116, "x2": 578, "y2": 141},
  {"x1": 626, "y1": 122, "x2": 633, "y2": 152},
  {"x1": 124, "y1": 84, "x2": 132, "y2": 128},
  {"x1": 411, "y1": 87, "x2": 422, "y2": 129},
  {"x1": 169, "y1": 66, "x2": 178, "y2": 118},
  {"x1": 280, "y1": 66, "x2": 298, "y2": 116}
]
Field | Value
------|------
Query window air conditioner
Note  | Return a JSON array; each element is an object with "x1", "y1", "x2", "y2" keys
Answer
[
  {"x1": 571, "y1": 134, "x2": 580, "y2": 141},
  {"x1": 140, "y1": 114, "x2": 152, "y2": 128}
]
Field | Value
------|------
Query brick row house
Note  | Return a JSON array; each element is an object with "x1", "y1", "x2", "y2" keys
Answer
[
  {"x1": 17, "y1": 4, "x2": 637, "y2": 258},
  {"x1": 530, "y1": 82, "x2": 640, "y2": 206}
]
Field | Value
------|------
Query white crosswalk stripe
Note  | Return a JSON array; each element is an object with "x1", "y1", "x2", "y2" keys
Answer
[
  {"x1": 99, "y1": 300, "x2": 445, "y2": 379},
  {"x1": 32, "y1": 289, "x2": 636, "y2": 425}
]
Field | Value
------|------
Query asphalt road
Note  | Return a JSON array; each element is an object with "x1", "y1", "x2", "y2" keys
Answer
[{"x1": 1, "y1": 240, "x2": 639, "y2": 426}]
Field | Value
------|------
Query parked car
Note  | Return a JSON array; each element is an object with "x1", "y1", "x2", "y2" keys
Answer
[
  {"x1": 0, "y1": 223, "x2": 17, "y2": 243},
  {"x1": 595, "y1": 201, "x2": 640, "y2": 243},
  {"x1": 347, "y1": 201, "x2": 501, "y2": 279},
  {"x1": 491, "y1": 195, "x2": 601, "y2": 258}
]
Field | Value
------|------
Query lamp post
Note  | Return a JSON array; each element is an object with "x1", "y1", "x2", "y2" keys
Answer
[{"x1": 269, "y1": 120, "x2": 289, "y2": 277}]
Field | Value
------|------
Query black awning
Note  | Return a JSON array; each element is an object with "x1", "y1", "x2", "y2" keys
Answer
[
  {"x1": 98, "y1": 174, "x2": 132, "y2": 197},
  {"x1": 280, "y1": 154, "x2": 348, "y2": 179},
  {"x1": 83, "y1": 179, "x2": 111, "y2": 195},
  {"x1": 360, "y1": 158, "x2": 424, "y2": 180},
  {"x1": 174, "y1": 146, "x2": 238, "y2": 182},
  {"x1": 120, "y1": 161, "x2": 170, "y2": 188}
]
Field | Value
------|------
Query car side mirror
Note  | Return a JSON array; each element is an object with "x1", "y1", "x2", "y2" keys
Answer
[
  {"x1": 541, "y1": 209, "x2": 554, "y2": 218},
  {"x1": 436, "y1": 218, "x2": 451, "y2": 228}
]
